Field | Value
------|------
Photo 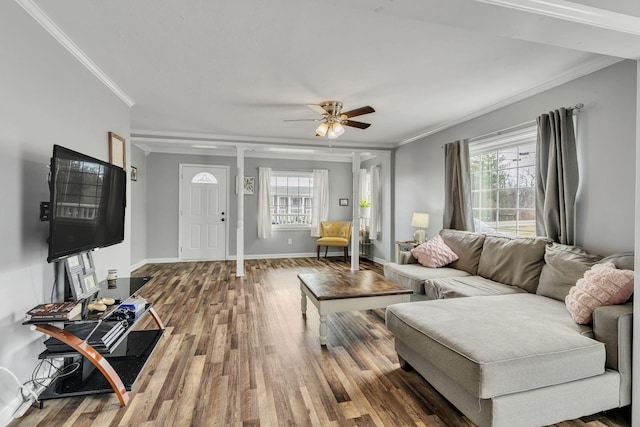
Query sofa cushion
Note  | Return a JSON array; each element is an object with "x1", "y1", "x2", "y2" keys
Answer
[
  {"x1": 439, "y1": 229, "x2": 485, "y2": 275},
  {"x1": 477, "y1": 235, "x2": 549, "y2": 293},
  {"x1": 411, "y1": 235, "x2": 459, "y2": 268},
  {"x1": 386, "y1": 294, "x2": 604, "y2": 399},
  {"x1": 537, "y1": 243, "x2": 603, "y2": 301},
  {"x1": 423, "y1": 275, "x2": 528, "y2": 300},
  {"x1": 383, "y1": 263, "x2": 470, "y2": 294},
  {"x1": 565, "y1": 262, "x2": 634, "y2": 324}
]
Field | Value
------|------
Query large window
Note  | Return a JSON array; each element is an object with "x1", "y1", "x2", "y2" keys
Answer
[
  {"x1": 470, "y1": 127, "x2": 537, "y2": 237},
  {"x1": 270, "y1": 171, "x2": 313, "y2": 227}
]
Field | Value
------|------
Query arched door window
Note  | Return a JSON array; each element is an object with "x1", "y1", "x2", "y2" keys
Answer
[{"x1": 191, "y1": 172, "x2": 217, "y2": 184}]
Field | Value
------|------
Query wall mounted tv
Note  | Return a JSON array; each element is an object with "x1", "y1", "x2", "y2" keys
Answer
[{"x1": 47, "y1": 145, "x2": 126, "y2": 262}]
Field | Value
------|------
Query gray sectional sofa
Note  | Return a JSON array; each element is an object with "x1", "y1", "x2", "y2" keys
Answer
[{"x1": 383, "y1": 229, "x2": 633, "y2": 427}]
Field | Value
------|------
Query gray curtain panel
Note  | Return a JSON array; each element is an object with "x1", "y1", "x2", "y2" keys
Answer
[
  {"x1": 443, "y1": 140, "x2": 475, "y2": 231},
  {"x1": 536, "y1": 108, "x2": 578, "y2": 245}
]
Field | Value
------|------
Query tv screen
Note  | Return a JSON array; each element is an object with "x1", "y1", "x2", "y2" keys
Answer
[{"x1": 47, "y1": 145, "x2": 126, "y2": 262}]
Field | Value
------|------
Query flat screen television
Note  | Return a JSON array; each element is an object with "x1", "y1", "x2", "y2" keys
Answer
[{"x1": 47, "y1": 145, "x2": 126, "y2": 262}]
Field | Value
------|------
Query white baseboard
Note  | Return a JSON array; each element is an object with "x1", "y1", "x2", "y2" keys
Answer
[
  {"x1": 230, "y1": 251, "x2": 345, "y2": 260},
  {"x1": 131, "y1": 258, "x2": 179, "y2": 271},
  {"x1": 0, "y1": 397, "x2": 20, "y2": 427},
  {"x1": 133, "y1": 252, "x2": 384, "y2": 270}
]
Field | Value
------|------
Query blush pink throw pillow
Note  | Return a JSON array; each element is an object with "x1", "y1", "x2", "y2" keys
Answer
[
  {"x1": 565, "y1": 262, "x2": 634, "y2": 324},
  {"x1": 411, "y1": 235, "x2": 459, "y2": 268}
]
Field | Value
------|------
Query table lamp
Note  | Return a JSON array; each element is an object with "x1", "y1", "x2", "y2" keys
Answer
[{"x1": 411, "y1": 212, "x2": 430, "y2": 244}]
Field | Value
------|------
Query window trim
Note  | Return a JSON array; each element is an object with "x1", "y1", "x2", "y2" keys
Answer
[
  {"x1": 469, "y1": 124, "x2": 537, "y2": 156},
  {"x1": 270, "y1": 170, "x2": 313, "y2": 230}
]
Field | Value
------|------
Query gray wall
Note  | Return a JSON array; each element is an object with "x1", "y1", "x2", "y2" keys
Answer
[
  {"x1": 394, "y1": 59, "x2": 637, "y2": 256},
  {"x1": 145, "y1": 152, "x2": 353, "y2": 260},
  {"x1": 0, "y1": 1, "x2": 131, "y2": 421}
]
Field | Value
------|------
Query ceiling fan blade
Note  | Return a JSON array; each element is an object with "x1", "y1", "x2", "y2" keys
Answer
[
  {"x1": 306, "y1": 104, "x2": 329, "y2": 115},
  {"x1": 343, "y1": 120, "x2": 371, "y2": 129},
  {"x1": 283, "y1": 118, "x2": 322, "y2": 122},
  {"x1": 341, "y1": 105, "x2": 375, "y2": 118}
]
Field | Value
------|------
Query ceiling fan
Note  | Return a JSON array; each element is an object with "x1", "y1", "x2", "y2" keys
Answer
[{"x1": 286, "y1": 101, "x2": 375, "y2": 140}]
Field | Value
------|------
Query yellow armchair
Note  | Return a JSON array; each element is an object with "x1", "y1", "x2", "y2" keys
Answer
[{"x1": 317, "y1": 221, "x2": 352, "y2": 262}]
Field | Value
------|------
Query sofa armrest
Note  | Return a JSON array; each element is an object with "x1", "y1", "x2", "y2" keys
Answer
[
  {"x1": 592, "y1": 302, "x2": 633, "y2": 405},
  {"x1": 398, "y1": 250, "x2": 418, "y2": 265}
]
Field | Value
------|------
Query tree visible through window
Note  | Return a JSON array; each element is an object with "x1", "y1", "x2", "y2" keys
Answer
[
  {"x1": 470, "y1": 136, "x2": 536, "y2": 237},
  {"x1": 270, "y1": 172, "x2": 313, "y2": 226}
]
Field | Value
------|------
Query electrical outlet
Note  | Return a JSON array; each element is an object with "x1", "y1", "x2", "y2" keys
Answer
[{"x1": 287, "y1": 238, "x2": 292, "y2": 245}]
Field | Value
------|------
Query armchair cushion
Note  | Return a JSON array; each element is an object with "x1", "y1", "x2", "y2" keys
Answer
[{"x1": 317, "y1": 236, "x2": 350, "y2": 247}]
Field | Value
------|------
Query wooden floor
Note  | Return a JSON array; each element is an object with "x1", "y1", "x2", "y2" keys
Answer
[{"x1": 11, "y1": 258, "x2": 630, "y2": 427}]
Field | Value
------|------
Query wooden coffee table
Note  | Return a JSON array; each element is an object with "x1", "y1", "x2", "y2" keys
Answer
[{"x1": 298, "y1": 270, "x2": 412, "y2": 345}]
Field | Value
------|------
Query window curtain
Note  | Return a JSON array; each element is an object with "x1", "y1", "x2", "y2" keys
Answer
[
  {"x1": 369, "y1": 165, "x2": 381, "y2": 240},
  {"x1": 257, "y1": 167, "x2": 272, "y2": 239},
  {"x1": 443, "y1": 139, "x2": 474, "y2": 231},
  {"x1": 535, "y1": 108, "x2": 578, "y2": 245},
  {"x1": 310, "y1": 169, "x2": 329, "y2": 237},
  {"x1": 358, "y1": 169, "x2": 368, "y2": 206}
]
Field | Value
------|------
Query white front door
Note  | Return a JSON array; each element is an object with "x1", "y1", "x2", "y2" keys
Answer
[{"x1": 180, "y1": 165, "x2": 228, "y2": 260}]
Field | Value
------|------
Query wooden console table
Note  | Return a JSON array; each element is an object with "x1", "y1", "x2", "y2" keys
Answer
[{"x1": 26, "y1": 277, "x2": 164, "y2": 407}]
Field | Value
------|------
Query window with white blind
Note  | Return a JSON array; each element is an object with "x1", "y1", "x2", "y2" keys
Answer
[
  {"x1": 469, "y1": 125, "x2": 537, "y2": 237},
  {"x1": 270, "y1": 171, "x2": 313, "y2": 228}
]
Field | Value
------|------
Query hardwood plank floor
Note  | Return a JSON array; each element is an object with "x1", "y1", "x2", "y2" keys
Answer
[{"x1": 11, "y1": 258, "x2": 631, "y2": 426}]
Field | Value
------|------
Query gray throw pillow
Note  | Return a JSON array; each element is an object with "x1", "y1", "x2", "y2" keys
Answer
[
  {"x1": 537, "y1": 243, "x2": 603, "y2": 301},
  {"x1": 439, "y1": 229, "x2": 485, "y2": 275},
  {"x1": 477, "y1": 235, "x2": 549, "y2": 293},
  {"x1": 599, "y1": 252, "x2": 634, "y2": 270}
]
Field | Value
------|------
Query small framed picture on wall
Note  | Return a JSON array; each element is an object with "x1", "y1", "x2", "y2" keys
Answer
[
  {"x1": 339, "y1": 198, "x2": 349, "y2": 206},
  {"x1": 108, "y1": 132, "x2": 126, "y2": 168}
]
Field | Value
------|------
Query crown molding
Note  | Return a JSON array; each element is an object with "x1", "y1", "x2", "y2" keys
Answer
[
  {"x1": 474, "y1": 0, "x2": 640, "y2": 36},
  {"x1": 16, "y1": 0, "x2": 135, "y2": 107},
  {"x1": 399, "y1": 56, "x2": 622, "y2": 146}
]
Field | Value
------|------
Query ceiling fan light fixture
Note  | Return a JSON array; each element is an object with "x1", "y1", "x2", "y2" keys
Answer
[
  {"x1": 295, "y1": 101, "x2": 374, "y2": 140},
  {"x1": 327, "y1": 129, "x2": 338, "y2": 139},
  {"x1": 315, "y1": 122, "x2": 329, "y2": 137},
  {"x1": 333, "y1": 122, "x2": 345, "y2": 136}
]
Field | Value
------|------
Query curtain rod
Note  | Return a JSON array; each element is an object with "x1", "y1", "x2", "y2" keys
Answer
[{"x1": 465, "y1": 103, "x2": 584, "y2": 144}]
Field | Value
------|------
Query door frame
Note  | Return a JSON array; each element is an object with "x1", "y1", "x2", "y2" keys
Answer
[{"x1": 178, "y1": 163, "x2": 230, "y2": 261}]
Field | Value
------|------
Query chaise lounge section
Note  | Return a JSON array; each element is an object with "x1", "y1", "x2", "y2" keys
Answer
[{"x1": 384, "y1": 229, "x2": 633, "y2": 426}]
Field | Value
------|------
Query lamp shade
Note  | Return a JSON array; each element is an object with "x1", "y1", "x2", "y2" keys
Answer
[
  {"x1": 315, "y1": 122, "x2": 328, "y2": 137},
  {"x1": 411, "y1": 212, "x2": 430, "y2": 228}
]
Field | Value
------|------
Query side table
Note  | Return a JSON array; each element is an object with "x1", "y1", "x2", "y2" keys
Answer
[
  {"x1": 359, "y1": 229, "x2": 373, "y2": 262},
  {"x1": 395, "y1": 240, "x2": 418, "y2": 262}
]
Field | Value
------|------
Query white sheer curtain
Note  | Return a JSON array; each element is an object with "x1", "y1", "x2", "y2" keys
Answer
[
  {"x1": 358, "y1": 168, "x2": 370, "y2": 231},
  {"x1": 257, "y1": 167, "x2": 272, "y2": 238},
  {"x1": 369, "y1": 165, "x2": 381, "y2": 239},
  {"x1": 310, "y1": 169, "x2": 329, "y2": 237},
  {"x1": 358, "y1": 169, "x2": 368, "y2": 206}
]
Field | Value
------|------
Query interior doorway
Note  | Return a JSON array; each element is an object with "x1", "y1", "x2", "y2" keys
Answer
[{"x1": 179, "y1": 164, "x2": 228, "y2": 260}]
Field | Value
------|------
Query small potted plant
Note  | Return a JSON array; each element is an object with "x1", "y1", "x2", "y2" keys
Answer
[{"x1": 358, "y1": 198, "x2": 371, "y2": 219}]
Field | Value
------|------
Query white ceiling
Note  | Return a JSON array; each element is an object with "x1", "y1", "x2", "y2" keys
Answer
[{"x1": 22, "y1": 0, "x2": 640, "y2": 157}]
